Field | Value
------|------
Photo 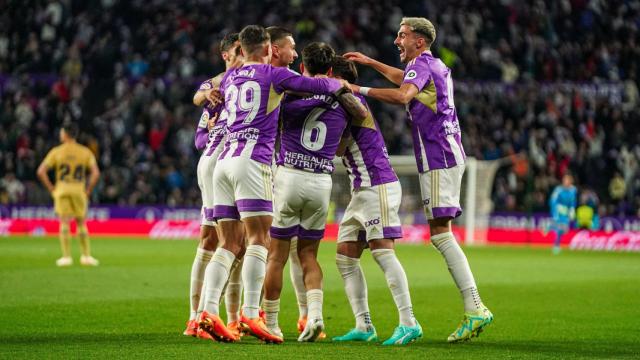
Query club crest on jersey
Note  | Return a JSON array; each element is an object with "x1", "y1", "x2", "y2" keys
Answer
[
  {"x1": 365, "y1": 218, "x2": 381, "y2": 227},
  {"x1": 423, "y1": 198, "x2": 430, "y2": 206},
  {"x1": 405, "y1": 70, "x2": 417, "y2": 80}
]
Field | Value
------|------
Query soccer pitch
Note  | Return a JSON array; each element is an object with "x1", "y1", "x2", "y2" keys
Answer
[{"x1": 1, "y1": 236, "x2": 638, "y2": 359}]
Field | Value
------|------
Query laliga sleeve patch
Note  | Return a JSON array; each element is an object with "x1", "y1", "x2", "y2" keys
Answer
[
  {"x1": 199, "y1": 81, "x2": 213, "y2": 90},
  {"x1": 404, "y1": 70, "x2": 418, "y2": 80},
  {"x1": 198, "y1": 111, "x2": 210, "y2": 128}
]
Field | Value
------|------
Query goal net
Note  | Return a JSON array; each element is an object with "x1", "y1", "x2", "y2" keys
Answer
[{"x1": 330, "y1": 156, "x2": 502, "y2": 245}]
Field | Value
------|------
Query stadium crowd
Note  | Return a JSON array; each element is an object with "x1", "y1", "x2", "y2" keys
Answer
[{"x1": 1, "y1": 0, "x2": 639, "y2": 216}]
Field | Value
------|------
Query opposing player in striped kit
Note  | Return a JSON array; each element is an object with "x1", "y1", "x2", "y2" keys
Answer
[
  {"x1": 345, "y1": 17, "x2": 493, "y2": 342},
  {"x1": 329, "y1": 57, "x2": 422, "y2": 346},
  {"x1": 198, "y1": 25, "x2": 351, "y2": 343},
  {"x1": 183, "y1": 33, "x2": 243, "y2": 339},
  {"x1": 263, "y1": 43, "x2": 367, "y2": 342}
]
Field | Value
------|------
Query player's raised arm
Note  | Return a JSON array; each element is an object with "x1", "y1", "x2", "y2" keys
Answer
[
  {"x1": 274, "y1": 67, "x2": 348, "y2": 98},
  {"x1": 343, "y1": 51, "x2": 405, "y2": 86},
  {"x1": 350, "y1": 82, "x2": 419, "y2": 105},
  {"x1": 337, "y1": 91, "x2": 368, "y2": 121}
]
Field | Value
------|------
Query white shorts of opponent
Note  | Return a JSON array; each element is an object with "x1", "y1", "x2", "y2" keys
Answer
[
  {"x1": 338, "y1": 180, "x2": 403, "y2": 243},
  {"x1": 270, "y1": 166, "x2": 332, "y2": 240}
]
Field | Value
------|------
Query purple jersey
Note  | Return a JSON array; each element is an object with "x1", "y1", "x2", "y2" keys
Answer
[
  {"x1": 403, "y1": 51, "x2": 466, "y2": 173},
  {"x1": 194, "y1": 78, "x2": 226, "y2": 151},
  {"x1": 217, "y1": 64, "x2": 343, "y2": 165},
  {"x1": 276, "y1": 93, "x2": 348, "y2": 173},
  {"x1": 342, "y1": 94, "x2": 398, "y2": 189},
  {"x1": 201, "y1": 104, "x2": 228, "y2": 156}
]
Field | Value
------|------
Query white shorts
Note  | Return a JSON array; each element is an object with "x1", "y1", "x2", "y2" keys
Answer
[
  {"x1": 270, "y1": 166, "x2": 332, "y2": 241},
  {"x1": 338, "y1": 181, "x2": 403, "y2": 243},
  {"x1": 212, "y1": 156, "x2": 273, "y2": 220},
  {"x1": 419, "y1": 164, "x2": 465, "y2": 220},
  {"x1": 197, "y1": 152, "x2": 218, "y2": 226}
]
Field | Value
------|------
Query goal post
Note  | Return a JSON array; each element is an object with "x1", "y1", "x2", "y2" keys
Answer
[{"x1": 330, "y1": 156, "x2": 503, "y2": 245}]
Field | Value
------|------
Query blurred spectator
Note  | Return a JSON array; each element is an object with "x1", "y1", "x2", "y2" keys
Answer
[{"x1": 0, "y1": 0, "x2": 638, "y2": 216}]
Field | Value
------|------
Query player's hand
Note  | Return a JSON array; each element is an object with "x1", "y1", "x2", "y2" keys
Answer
[
  {"x1": 205, "y1": 89, "x2": 222, "y2": 106},
  {"x1": 338, "y1": 79, "x2": 352, "y2": 93},
  {"x1": 343, "y1": 52, "x2": 373, "y2": 66},
  {"x1": 207, "y1": 113, "x2": 218, "y2": 131}
]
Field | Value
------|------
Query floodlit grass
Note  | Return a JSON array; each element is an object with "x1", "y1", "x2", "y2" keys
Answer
[{"x1": 1, "y1": 236, "x2": 638, "y2": 359}]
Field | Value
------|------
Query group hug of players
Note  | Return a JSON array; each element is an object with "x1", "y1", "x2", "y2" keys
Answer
[{"x1": 182, "y1": 17, "x2": 493, "y2": 346}]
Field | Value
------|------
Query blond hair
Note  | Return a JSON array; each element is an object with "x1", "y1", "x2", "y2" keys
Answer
[{"x1": 400, "y1": 17, "x2": 436, "y2": 45}]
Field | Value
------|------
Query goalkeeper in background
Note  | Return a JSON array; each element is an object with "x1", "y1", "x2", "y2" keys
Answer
[
  {"x1": 548, "y1": 173, "x2": 577, "y2": 255},
  {"x1": 37, "y1": 123, "x2": 101, "y2": 266}
]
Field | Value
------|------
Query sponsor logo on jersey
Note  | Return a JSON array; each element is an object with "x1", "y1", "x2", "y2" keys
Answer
[{"x1": 365, "y1": 217, "x2": 381, "y2": 227}]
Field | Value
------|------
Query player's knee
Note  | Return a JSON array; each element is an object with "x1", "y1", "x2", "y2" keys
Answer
[
  {"x1": 202, "y1": 227, "x2": 218, "y2": 251},
  {"x1": 430, "y1": 231, "x2": 455, "y2": 251}
]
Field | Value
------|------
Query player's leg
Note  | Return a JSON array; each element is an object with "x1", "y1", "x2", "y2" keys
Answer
[
  {"x1": 57, "y1": 216, "x2": 73, "y2": 267},
  {"x1": 421, "y1": 165, "x2": 493, "y2": 342},
  {"x1": 296, "y1": 173, "x2": 331, "y2": 342},
  {"x1": 288, "y1": 238, "x2": 308, "y2": 330},
  {"x1": 200, "y1": 218, "x2": 243, "y2": 342},
  {"x1": 235, "y1": 160, "x2": 282, "y2": 343},
  {"x1": 263, "y1": 166, "x2": 303, "y2": 338},
  {"x1": 224, "y1": 254, "x2": 244, "y2": 336},
  {"x1": 263, "y1": 236, "x2": 289, "y2": 338},
  {"x1": 240, "y1": 214, "x2": 283, "y2": 343},
  {"x1": 296, "y1": 238, "x2": 324, "y2": 341},
  {"x1": 186, "y1": 155, "x2": 218, "y2": 336},
  {"x1": 198, "y1": 161, "x2": 242, "y2": 342},
  {"x1": 552, "y1": 221, "x2": 567, "y2": 255},
  {"x1": 53, "y1": 195, "x2": 72, "y2": 266},
  {"x1": 184, "y1": 222, "x2": 216, "y2": 337},
  {"x1": 361, "y1": 182, "x2": 421, "y2": 345},
  {"x1": 333, "y1": 239, "x2": 377, "y2": 342},
  {"x1": 76, "y1": 217, "x2": 99, "y2": 266}
]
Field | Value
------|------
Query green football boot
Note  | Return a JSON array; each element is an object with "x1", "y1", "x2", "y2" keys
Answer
[
  {"x1": 447, "y1": 306, "x2": 493, "y2": 343},
  {"x1": 382, "y1": 322, "x2": 423, "y2": 345},
  {"x1": 332, "y1": 327, "x2": 378, "y2": 342}
]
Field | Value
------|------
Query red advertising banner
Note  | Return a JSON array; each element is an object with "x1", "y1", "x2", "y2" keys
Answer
[{"x1": 2, "y1": 219, "x2": 639, "y2": 251}]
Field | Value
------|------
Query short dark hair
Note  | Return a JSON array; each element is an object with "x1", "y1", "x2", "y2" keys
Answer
[
  {"x1": 266, "y1": 26, "x2": 292, "y2": 44},
  {"x1": 301, "y1": 42, "x2": 335, "y2": 76},
  {"x1": 62, "y1": 123, "x2": 79, "y2": 138},
  {"x1": 219, "y1": 32, "x2": 239, "y2": 53},
  {"x1": 331, "y1": 56, "x2": 358, "y2": 83},
  {"x1": 239, "y1": 25, "x2": 270, "y2": 56}
]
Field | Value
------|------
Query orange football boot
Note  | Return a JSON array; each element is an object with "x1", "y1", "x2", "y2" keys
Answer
[
  {"x1": 297, "y1": 316, "x2": 326, "y2": 339},
  {"x1": 227, "y1": 321, "x2": 245, "y2": 338},
  {"x1": 196, "y1": 327, "x2": 214, "y2": 341},
  {"x1": 183, "y1": 319, "x2": 198, "y2": 337},
  {"x1": 198, "y1": 311, "x2": 239, "y2": 342},
  {"x1": 240, "y1": 313, "x2": 283, "y2": 344}
]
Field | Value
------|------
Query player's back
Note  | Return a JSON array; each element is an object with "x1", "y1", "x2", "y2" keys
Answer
[
  {"x1": 404, "y1": 51, "x2": 465, "y2": 172},
  {"x1": 219, "y1": 63, "x2": 341, "y2": 165},
  {"x1": 218, "y1": 64, "x2": 286, "y2": 165},
  {"x1": 342, "y1": 94, "x2": 398, "y2": 189},
  {"x1": 277, "y1": 93, "x2": 349, "y2": 174},
  {"x1": 43, "y1": 142, "x2": 96, "y2": 195}
]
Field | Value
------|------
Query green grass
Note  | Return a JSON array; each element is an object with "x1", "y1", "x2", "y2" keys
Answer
[{"x1": 1, "y1": 236, "x2": 639, "y2": 359}]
